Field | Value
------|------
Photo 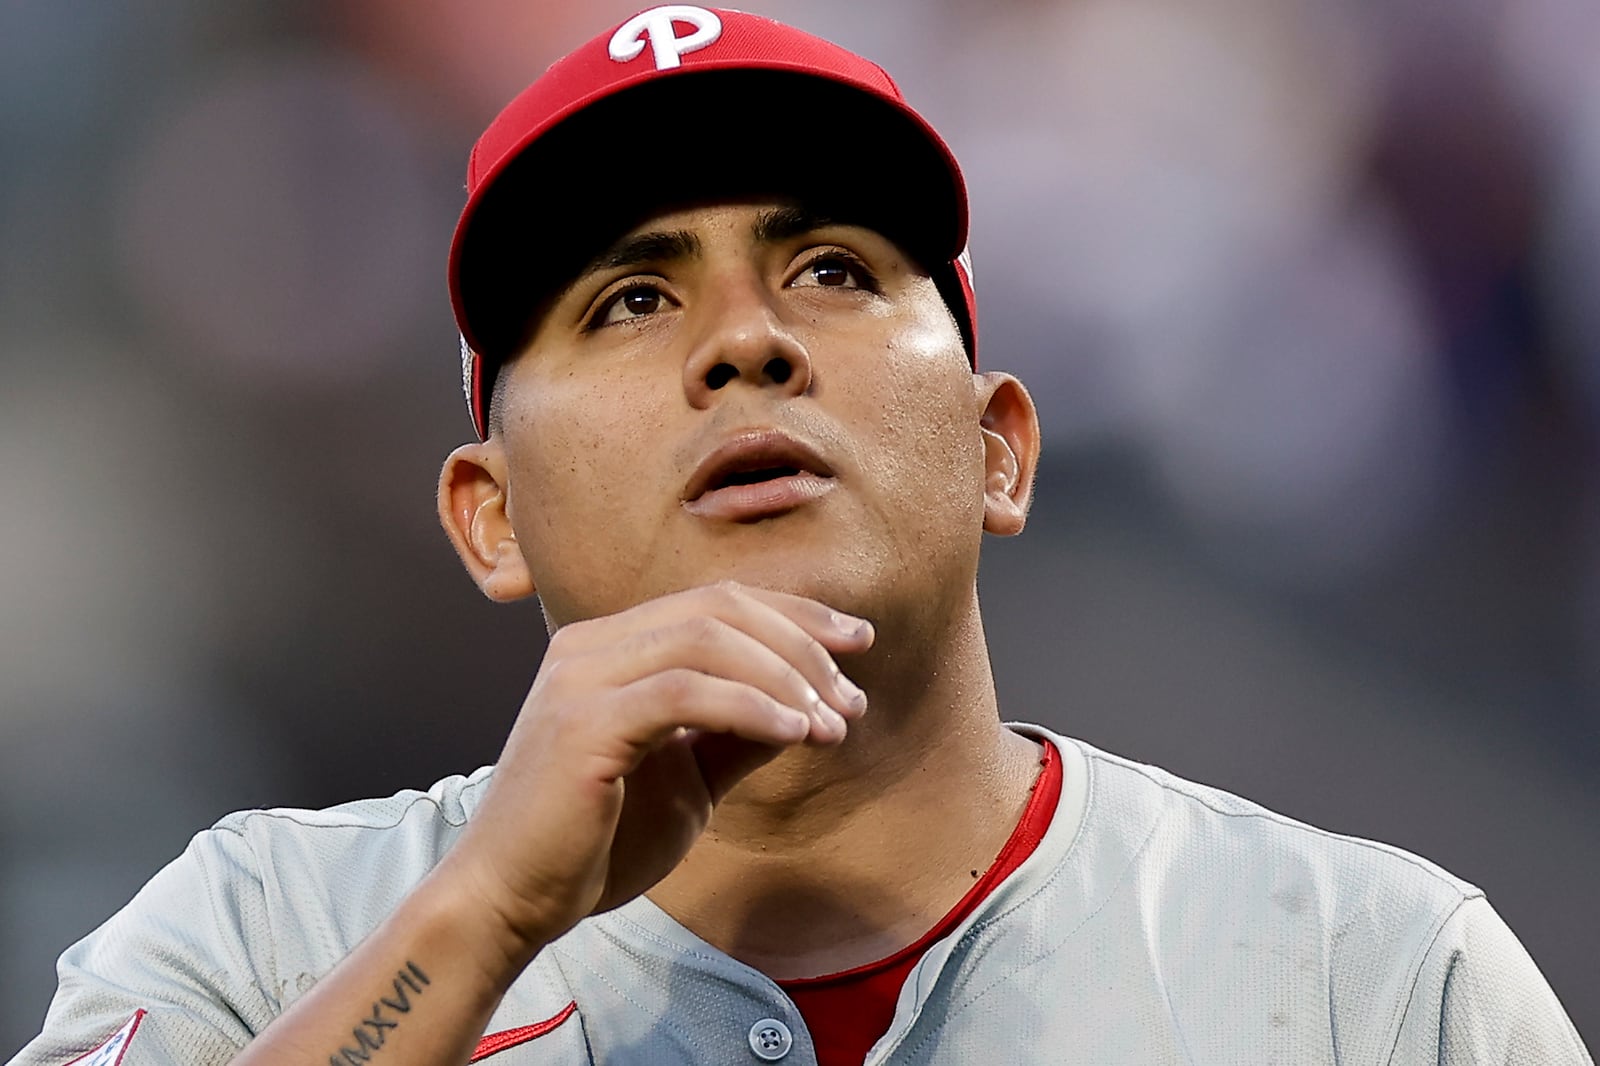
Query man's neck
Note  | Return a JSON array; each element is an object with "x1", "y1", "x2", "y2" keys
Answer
[{"x1": 646, "y1": 598, "x2": 1043, "y2": 979}]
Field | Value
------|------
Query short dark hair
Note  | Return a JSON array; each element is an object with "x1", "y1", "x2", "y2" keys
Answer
[{"x1": 486, "y1": 358, "x2": 513, "y2": 437}]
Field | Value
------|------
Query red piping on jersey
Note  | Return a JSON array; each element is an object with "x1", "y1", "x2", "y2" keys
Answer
[
  {"x1": 62, "y1": 1009, "x2": 146, "y2": 1066},
  {"x1": 470, "y1": 1000, "x2": 577, "y2": 1062}
]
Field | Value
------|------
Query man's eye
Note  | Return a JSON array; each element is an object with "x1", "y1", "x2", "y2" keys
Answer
[
  {"x1": 794, "y1": 256, "x2": 863, "y2": 289},
  {"x1": 596, "y1": 285, "x2": 666, "y2": 326}
]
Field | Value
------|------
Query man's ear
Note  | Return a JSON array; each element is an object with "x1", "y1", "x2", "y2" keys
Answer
[
  {"x1": 976, "y1": 372, "x2": 1041, "y2": 536},
  {"x1": 437, "y1": 441, "x2": 536, "y2": 603}
]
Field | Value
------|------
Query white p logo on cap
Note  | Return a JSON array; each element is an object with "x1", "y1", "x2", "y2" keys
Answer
[{"x1": 609, "y1": 5, "x2": 723, "y2": 70}]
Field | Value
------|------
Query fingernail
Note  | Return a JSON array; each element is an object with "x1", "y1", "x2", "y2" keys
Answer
[
  {"x1": 819, "y1": 703, "x2": 847, "y2": 737},
  {"x1": 835, "y1": 671, "x2": 867, "y2": 712},
  {"x1": 831, "y1": 611, "x2": 867, "y2": 637}
]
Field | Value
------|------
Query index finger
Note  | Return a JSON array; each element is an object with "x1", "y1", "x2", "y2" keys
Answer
[
  {"x1": 554, "y1": 581, "x2": 875, "y2": 656},
  {"x1": 734, "y1": 584, "x2": 876, "y2": 651}
]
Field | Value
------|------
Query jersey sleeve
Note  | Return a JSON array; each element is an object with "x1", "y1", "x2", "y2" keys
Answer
[
  {"x1": 1388, "y1": 895, "x2": 1593, "y2": 1065},
  {"x1": 9, "y1": 825, "x2": 280, "y2": 1066}
]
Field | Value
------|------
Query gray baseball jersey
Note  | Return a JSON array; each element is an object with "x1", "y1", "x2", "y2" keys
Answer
[{"x1": 11, "y1": 727, "x2": 1592, "y2": 1065}]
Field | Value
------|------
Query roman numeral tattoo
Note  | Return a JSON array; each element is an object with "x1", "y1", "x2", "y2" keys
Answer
[{"x1": 327, "y1": 962, "x2": 431, "y2": 1066}]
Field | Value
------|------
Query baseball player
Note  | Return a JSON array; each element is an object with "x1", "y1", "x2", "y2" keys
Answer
[{"x1": 12, "y1": 7, "x2": 1592, "y2": 1065}]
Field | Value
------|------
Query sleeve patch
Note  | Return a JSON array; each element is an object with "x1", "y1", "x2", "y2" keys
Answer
[{"x1": 63, "y1": 1010, "x2": 145, "y2": 1066}]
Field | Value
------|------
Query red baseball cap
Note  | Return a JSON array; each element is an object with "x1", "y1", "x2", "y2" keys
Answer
[{"x1": 448, "y1": 5, "x2": 977, "y2": 439}]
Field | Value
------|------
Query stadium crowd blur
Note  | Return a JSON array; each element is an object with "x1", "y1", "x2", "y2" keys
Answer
[{"x1": 2, "y1": 0, "x2": 1596, "y2": 1052}]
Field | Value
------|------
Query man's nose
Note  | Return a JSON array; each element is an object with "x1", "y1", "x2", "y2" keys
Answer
[{"x1": 682, "y1": 275, "x2": 812, "y2": 406}]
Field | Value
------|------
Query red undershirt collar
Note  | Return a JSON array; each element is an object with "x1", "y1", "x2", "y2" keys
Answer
[{"x1": 777, "y1": 740, "x2": 1062, "y2": 1066}]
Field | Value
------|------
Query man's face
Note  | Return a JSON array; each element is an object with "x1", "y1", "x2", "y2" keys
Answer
[{"x1": 492, "y1": 200, "x2": 992, "y2": 629}]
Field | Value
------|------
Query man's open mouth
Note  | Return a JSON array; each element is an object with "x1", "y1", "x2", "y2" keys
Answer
[
  {"x1": 684, "y1": 431, "x2": 836, "y2": 502},
  {"x1": 683, "y1": 431, "x2": 838, "y2": 519},
  {"x1": 714, "y1": 465, "x2": 805, "y2": 489}
]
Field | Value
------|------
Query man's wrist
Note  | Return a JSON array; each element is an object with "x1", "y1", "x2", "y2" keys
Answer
[{"x1": 410, "y1": 857, "x2": 561, "y2": 997}]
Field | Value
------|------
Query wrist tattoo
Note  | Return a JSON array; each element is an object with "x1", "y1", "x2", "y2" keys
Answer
[{"x1": 327, "y1": 962, "x2": 432, "y2": 1065}]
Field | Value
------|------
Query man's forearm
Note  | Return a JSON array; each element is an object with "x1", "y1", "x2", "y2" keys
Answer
[{"x1": 231, "y1": 870, "x2": 542, "y2": 1066}]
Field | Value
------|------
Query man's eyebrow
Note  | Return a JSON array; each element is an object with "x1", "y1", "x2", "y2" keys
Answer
[
  {"x1": 573, "y1": 208, "x2": 843, "y2": 289},
  {"x1": 752, "y1": 205, "x2": 842, "y2": 245},
  {"x1": 582, "y1": 229, "x2": 702, "y2": 279}
]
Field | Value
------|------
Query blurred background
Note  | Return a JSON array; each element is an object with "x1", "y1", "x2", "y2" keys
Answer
[{"x1": 1, "y1": 0, "x2": 1595, "y2": 1053}]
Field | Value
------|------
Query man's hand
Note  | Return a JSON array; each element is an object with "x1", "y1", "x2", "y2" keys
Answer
[
  {"x1": 438, "y1": 581, "x2": 875, "y2": 971},
  {"x1": 232, "y1": 582, "x2": 871, "y2": 1066}
]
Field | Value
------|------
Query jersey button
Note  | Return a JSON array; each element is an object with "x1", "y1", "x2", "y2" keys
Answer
[{"x1": 747, "y1": 1017, "x2": 794, "y2": 1061}]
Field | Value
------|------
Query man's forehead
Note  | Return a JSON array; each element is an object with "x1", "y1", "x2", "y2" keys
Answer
[
  {"x1": 565, "y1": 200, "x2": 895, "y2": 289},
  {"x1": 591, "y1": 202, "x2": 846, "y2": 256},
  {"x1": 598, "y1": 199, "x2": 868, "y2": 246}
]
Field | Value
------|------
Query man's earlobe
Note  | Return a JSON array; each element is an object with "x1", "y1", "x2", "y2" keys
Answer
[
  {"x1": 437, "y1": 442, "x2": 536, "y2": 603},
  {"x1": 977, "y1": 373, "x2": 1040, "y2": 537}
]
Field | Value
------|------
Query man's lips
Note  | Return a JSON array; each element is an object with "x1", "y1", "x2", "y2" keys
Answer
[{"x1": 682, "y1": 429, "x2": 837, "y2": 520}]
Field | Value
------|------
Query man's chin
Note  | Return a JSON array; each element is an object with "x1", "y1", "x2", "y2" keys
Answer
[
  {"x1": 656, "y1": 545, "x2": 884, "y2": 616},
  {"x1": 676, "y1": 560, "x2": 860, "y2": 607},
  {"x1": 536, "y1": 517, "x2": 900, "y2": 628}
]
